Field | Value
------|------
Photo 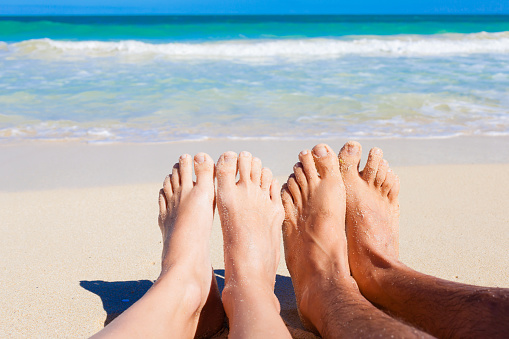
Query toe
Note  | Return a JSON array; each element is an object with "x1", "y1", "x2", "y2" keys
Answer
[
  {"x1": 261, "y1": 167, "x2": 273, "y2": 191},
  {"x1": 338, "y1": 141, "x2": 362, "y2": 179},
  {"x1": 270, "y1": 179, "x2": 282, "y2": 205},
  {"x1": 312, "y1": 143, "x2": 339, "y2": 178},
  {"x1": 293, "y1": 162, "x2": 308, "y2": 197},
  {"x1": 251, "y1": 157, "x2": 262, "y2": 186},
  {"x1": 178, "y1": 154, "x2": 193, "y2": 188},
  {"x1": 171, "y1": 163, "x2": 180, "y2": 190},
  {"x1": 298, "y1": 150, "x2": 319, "y2": 182},
  {"x1": 388, "y1": 175, "x2": 400, "y2": 202},
  {"x1": 287, "y1": 175, "x2": 302, "y2": 207},
  {"x1": 194, "y1": 153, "x2": 214, "y2": 187},
  {"x1": 238, "y1": 151, "x2": 253, "y2": 184},
  {"x1": 281, "y1": 185, "x2": 296, "y2": 226},
  {"x1": 381, "y1": 169, "x2": 396, "y2": 197},
  {"x1": 374, "y1": 159, "x2": 389, "y2": 188},
  {"x1": 216, "y1": 151, "x2": 238, "y2": 188},
  {"x1": 163, "y1": 174, "x2": 173, "y2": 199},
  {"x1": 158, "y1": 188, "x2": 167, "y2": 219},
  {"x1": 362, "y1": 147, "x2": 383, "y2": 184},
  {"x1": 281, "y1": 184, "x2": 294, "y2": 205}
]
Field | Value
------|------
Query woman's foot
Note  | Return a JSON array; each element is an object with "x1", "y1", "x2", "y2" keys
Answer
[
  {"x1": 93, "y1": 153, "x2": 225, "y2": 339},
  {"x1": 338, "y1": 141, "x2": 401, "y2": 304},
  {"x1": 216, "y1": 151, "x2": 290, "y2": 338},
  {"x1": 157, "y1": 153, "x2": 225, "y2": 338}
]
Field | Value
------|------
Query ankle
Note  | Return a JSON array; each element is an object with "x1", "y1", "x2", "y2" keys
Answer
[
  {"x1": 298, "y1": 274, "x2": 359, "y2": 334},
  {"x1": 222, "y1": 281, "x2": 280, "y2": 317},
  {"x1": 357, "y1": 259, "x2": 407, "y2": 305},
  {"x1": 157, "y1": 265, "x2": 209, "y2": 315}
]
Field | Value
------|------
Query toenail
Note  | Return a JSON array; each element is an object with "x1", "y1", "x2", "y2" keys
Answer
[
  {"x1": 224, "y1": 152, "x2": 236, "y2": 162},
  {"x1": 313, "y1": 145, "x2": 328, "y2": 158},
  {"x1": 300, "y1": 150, "x2": 309, "y2": 156},
  {"x1": 180, "y1": 154, "x2": 189, "y2": 160},
  {"x1": 373, "y1": 148, "x2": 382, "y2": 155},
  {"x1": 195, "y1": 154, "x2": 205, "y2": 164},
  {"x1": 240, "y1": 151, "x2": 251, "y2": 157},
  {"x1": 347, "y1": 144, "x2": 358, "y2": 155}
]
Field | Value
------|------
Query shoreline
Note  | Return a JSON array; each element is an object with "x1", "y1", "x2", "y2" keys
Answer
[{"x1": 2, "y1": 135, "x2": 509, "y2": 191}]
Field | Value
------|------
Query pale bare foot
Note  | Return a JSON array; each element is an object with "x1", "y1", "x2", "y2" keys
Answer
[
  {"x1": 282, "y1": 144, "x2": 429, "y2": 338},
  {"x1": 158, "y1": 153, "x2": 225, "y2": 338},
  {"x1": 93, "y1": 153, "x2": 225, "y2": 339},
  {"x1": 216, "y1": 151, "x2": 290, "y2": 338},
  {"x1": 338, "y1": 141, "x2": 401, "y2": 303}
]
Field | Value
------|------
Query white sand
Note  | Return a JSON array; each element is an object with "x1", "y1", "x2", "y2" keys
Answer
[{"x1": 1, "y1": 138, "x2": 508, "y2": 337}]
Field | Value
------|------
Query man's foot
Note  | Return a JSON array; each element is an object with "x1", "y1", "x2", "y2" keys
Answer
[
  {"x1": 337, "y1": 141, "x2": 509, "y2": 339},
  {"x1": 282, "y1": 144, "x2": 430, "y2": 338},
  {"x1": 281, "y1": 144, "x2": 358, "y2": 333},
  {"x1": 158, "y1": 153, "x2": 225, "y2": 338},
  {"x1": 216, "y1": 151, "x2": 290, "y2": 337},
  {"x1": 338, "y1": 141, "x2": 401, "y2": 303}
]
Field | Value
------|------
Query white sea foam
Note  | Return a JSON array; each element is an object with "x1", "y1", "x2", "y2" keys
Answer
[
  {"x1": 2, "y1": 109, "x2": 508, "y2": 143},
  {"x1": 3, "y1": 32, "x2": 509, "y2": 61}
]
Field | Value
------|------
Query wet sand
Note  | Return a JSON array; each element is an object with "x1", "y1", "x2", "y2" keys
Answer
[{"x1": 1, "y1": 137, "x2": 508, "y2": 337}]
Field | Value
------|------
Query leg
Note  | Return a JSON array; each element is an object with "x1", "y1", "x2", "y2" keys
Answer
[
  {"x1": 282, "y1": 144, "x2": 431, "y2": 338},
  {"x1": 339, "y1": 141, "x2": 509, "y2": 339},
  {"x1": 216, "y1": 151, "x2": 291, "y2": 338},
  {"x1": 92, "y1": 153, "x2": 225, "y2": 339}
]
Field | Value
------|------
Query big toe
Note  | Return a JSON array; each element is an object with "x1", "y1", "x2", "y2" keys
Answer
[
  {"x1": 216, "y1": 151, "x2": 238, "y2": 188},
  {"x1": 338, "y1": 141, "x2": 362, "y2": 179},
  {"x1": 311, "y1": 143, "x2": 340, "y2": 178},
  {"x1": 194, "y1": 153, "x2": 214, "y2": 186}
]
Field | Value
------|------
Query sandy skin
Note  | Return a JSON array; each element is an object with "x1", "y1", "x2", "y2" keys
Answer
[
  {"x1": 282, "y1": 143, "x2": 430, "y2": 338},
  {"x1": 215, "y1": 151, "x2": 291, "y2": 338},
  {"x1": 338, "y1": 141, "x2": 509, "y2": 338},
  {"x1": 338, "y1": 141, "x2": 401, "y2": 301},
  {"x1": 92, "y1": 153, "x2": 225, "y2": 339}
]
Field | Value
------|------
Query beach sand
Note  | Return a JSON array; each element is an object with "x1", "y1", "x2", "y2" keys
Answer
[{"x1": 1, "y1": 137, "x2": 508, "y2": 337}]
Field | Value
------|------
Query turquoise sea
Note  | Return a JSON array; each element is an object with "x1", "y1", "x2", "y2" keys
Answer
[{"x1": 0, "y1": 15, "x2": 508, "y2": 143}]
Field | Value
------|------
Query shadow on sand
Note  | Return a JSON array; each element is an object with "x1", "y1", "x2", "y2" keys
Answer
[
  {"x1": 81, "y1": 269, "x2": 301, "y2": 329},
  {"x1": 80, "y1": 279, "x2": 154, "y2": 326}
]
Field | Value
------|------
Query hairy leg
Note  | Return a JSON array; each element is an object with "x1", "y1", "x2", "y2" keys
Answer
[
  {"x1": 92, "y1": 153, "x2": 225, "y2": 339},
  {"x1": 216, "y1": 151, "x2": 291, "y2": 339},
  {"x1": 340, "y1": 141, "x2": 509, "y2": 339},
  {"x1": 282, "y1": 144, "x2": 431, "y2": 338}
]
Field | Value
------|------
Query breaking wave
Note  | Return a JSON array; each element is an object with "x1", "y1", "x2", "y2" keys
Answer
[{"x1": 2, "y1": 31, "x2": 509, "y2": 61}]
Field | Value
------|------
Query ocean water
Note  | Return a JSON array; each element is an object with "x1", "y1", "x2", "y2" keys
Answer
[{"x1": 0, "y1": 15, "x2": 508, "y2": 143}]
